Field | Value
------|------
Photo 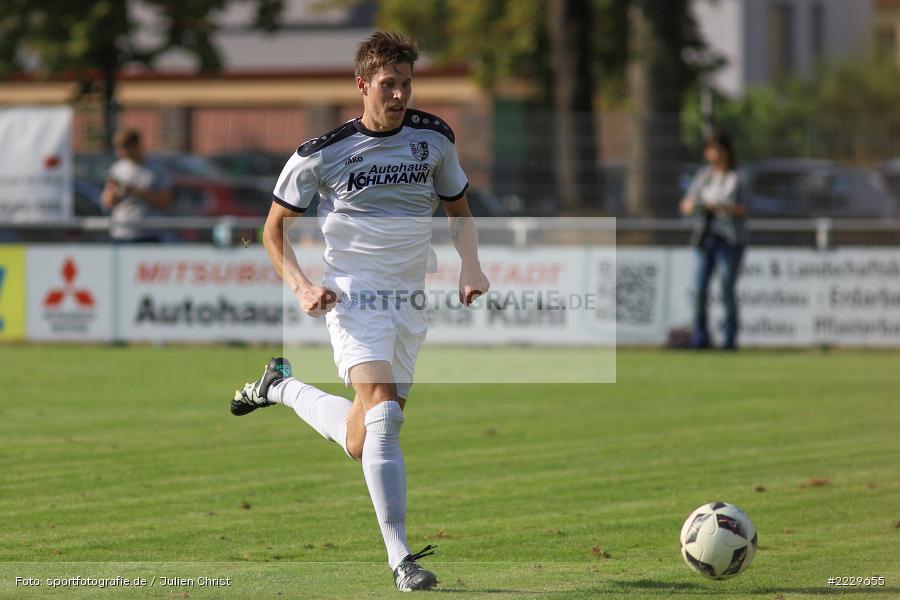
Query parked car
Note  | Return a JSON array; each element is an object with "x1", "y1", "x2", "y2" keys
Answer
[
  {"x1": 74, "y1": 178, "x2": 105, "y2": 217},
  {"x1": 75, "y1": 151, "x2": 271, "y2": 217},
  {"x1": 74, "y1": 151, "x2": 271, "y2": 242},
  {"x1": 207, "y1": 150, "x2": 286, "y2": 195},
  {"x1": 740, "y1": 159, "x2": 897, "y2": 218},
  {"x1": 601, "y1": 161, "x2": 700, "y2": 215},
  {"x1": 877, "y1": 159, "x2": 900, "y2": 207},
  {"x1": 74, "y1": 151, "x2": 115, "y2": 187}
]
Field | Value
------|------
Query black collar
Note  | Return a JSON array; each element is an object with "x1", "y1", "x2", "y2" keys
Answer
[{"x1": 353, "y1": 118, "x2": 403, "y2": 138}]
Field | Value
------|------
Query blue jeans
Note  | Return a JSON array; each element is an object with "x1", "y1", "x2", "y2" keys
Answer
[{"x1": 692, "y1": 237, "x2": 745, "y2": 349}]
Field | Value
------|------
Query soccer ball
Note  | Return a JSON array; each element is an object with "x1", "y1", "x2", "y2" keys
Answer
[{"x1": 680, "y1": 502, "x2": 758, "y2": 579}]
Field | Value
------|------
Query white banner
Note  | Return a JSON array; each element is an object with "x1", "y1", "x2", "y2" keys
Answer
[
  {"x1": 26, "y1": 247, "x2": 113, "y2": 341},
  {"x1": 16, "y1": 244, "x2": 896, "y2": 347},
  {"x1": 117, "y1": 246, "x2": 330, "y2": 343},
  {"x1": 667, "y1": 248, "x2": 900, "y2": 347},
  {"x1": 0, "y1": 107, "x2": 73, "y2": 222},
  {"x1": 420, "y1": 246, "x2": 615, "y2": 345}
]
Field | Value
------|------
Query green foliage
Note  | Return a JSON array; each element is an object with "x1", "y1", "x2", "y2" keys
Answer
[
  {"x1": 0, "y1": 0, "x2": 284, "y2": 78},
  {"x1": 684, "y1": 58, "x2": 900, "y2": 162},
  {"x1": 683, "y1": 79, "x2": 820, "y2": 160},
  {"x1": 593, "y1": 0, "x2": 630, "y2": 101},
  {"x1": 376, "y1": 0, "x2": 549, "y2": 90},
  {"x1": 374, "y1": 0, "x2": 628, "y2": 100},
  {"x1": 820, "y1": 59, "x2": 900, "y2": 119},
  {"x1": 0, "y1": 0, "x2": 283, "y2": 148},
  {"x1": 0, "y1": 0, "x2": 128, "y2": 78}
]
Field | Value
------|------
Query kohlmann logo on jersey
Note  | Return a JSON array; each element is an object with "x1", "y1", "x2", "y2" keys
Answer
[{"x1": 346, "y1": 163, "x2": 432, "y2": 192}]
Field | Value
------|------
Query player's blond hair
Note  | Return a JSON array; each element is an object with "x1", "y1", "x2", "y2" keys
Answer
[{"x1": 354, "y1": 31, "x2": 419, "y2": 82}]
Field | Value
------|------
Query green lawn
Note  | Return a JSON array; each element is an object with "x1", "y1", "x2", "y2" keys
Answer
[{"x1": 1, "y1": 346, "x2": 898, "y2": 599}]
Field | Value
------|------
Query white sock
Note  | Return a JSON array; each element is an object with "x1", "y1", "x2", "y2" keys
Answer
[
  {"x1": 362, "y1": 401, "x2": 410, "y2": 570},
  {"x1": 270, "y1": 379, "x2": 352, "y2": 456}
]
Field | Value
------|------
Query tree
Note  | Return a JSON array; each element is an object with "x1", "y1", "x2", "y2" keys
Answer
[
  {"x1": 681, "y1": 58, "x2": 900, "y2": 164},
  {"x1": 372, "y1": 0, "x2": 628, "y2": 214},
  {"x1": 625, "y1": 0, "x2": 711, "y2": 216},
  {"x1": 0, "y1": 0, "x2": 283, "y2": 150},
  {"x1": 681, "y1": 80, "x2": 819, "y2": 161},
  {"x1": 547, "y1": 0, "x2": 600, "y2": 213},
  {"x1": 374, "y1": 0, "x2": 550, "y2": 90}
]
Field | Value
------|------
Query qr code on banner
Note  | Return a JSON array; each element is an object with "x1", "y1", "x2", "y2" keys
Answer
[{"x1": 615, "y1": 261, "x2": 659, "y2": 325}]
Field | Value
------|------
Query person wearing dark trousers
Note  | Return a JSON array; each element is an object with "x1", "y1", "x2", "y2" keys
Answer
[{"x1": 680, "y1": 132, "x2": 747, "y2": 350}]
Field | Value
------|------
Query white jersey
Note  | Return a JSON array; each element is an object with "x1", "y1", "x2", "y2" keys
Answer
[
  {"x1": 107, "y1": 158, "x2": 170, "y2": 240},
  {"x1": 274, "y1": 109, "x2": 468, "y2": 292}
]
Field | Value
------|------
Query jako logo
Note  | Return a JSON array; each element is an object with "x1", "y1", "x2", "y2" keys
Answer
[
  {"x1": 44, "y1": 258, "x2": 95, "y2": 308},
  {"x1": 344, "y1": 155, "x2": 363, "y2": 165}
]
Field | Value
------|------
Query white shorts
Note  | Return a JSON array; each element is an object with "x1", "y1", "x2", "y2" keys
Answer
[{"x1": 325, "y1": 302, "x2": 427, "y2": 399}]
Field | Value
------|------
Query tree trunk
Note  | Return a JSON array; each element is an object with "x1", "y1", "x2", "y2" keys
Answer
[
  {"x1": 547, "y1": 0, "x2": 601, "y2": 214},
  {"x1": 102, "y1": 63, "x2": 118, "y2": 153},
  {"x1": 626, "y1": 1, "x2": 689, "y2": 217}
]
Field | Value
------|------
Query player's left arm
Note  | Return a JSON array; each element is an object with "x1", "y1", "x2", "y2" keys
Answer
[{"x1": 443, "y1": 196, "x2": 490, "y2": 305}]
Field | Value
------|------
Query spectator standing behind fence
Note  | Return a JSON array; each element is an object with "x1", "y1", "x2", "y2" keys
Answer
[
  {"x1": 680, "y1": 132, "x2": 747, "y2": 350},
  {"x1": 101, "y1": 129, "x2": 172, "y2": 242}
]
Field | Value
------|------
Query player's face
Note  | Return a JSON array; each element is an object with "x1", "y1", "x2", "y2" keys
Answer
[{"x1": 358, "y1": 62, "x2": 413, "y2": 131}]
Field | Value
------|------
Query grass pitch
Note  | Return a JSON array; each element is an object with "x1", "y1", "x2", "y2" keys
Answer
[{"x1": 1, "y1": 346, "x2": 898, "y2": 599}]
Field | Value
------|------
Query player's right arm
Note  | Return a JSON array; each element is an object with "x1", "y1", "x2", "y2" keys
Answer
[
  {"x1": 263, "y1": 201, "x2": 336, "y2": 317},
  {"x1": 266, "y1": 145, "x2": 336, "y2": 317}
]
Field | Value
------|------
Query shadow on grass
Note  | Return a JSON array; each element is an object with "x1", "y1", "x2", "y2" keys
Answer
[
  {"x1": 754, "y1": 587, "x2": 900, "y2": 596},
  {"x1": 611, "y1": 580, "x2": 715, "y2": 594},
  {"x1": 613, "y1": 580, "x2": 900, "y2": 596},
  {"x1": 433, "y1": 590, "x2": 542, "y2": 595}
]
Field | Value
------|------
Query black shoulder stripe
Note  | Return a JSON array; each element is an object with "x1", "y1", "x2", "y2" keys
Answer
[
  {"x1": 439, "y1": 182, "x2": 469, "y2": 202},
  {"x1": 273, "y1": 196, "x2": 306, "y2": 213},
  {"x1": 403, "y1": 109, "x2": 456, "y2": 143},
  {"x1": 297, "y1": 121, "x2": 358, "y2": 157}
]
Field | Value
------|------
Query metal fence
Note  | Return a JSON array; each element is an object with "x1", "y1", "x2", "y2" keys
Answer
[
  {"x1": 3, "y1": 216, "x2": 899, "y2": 248},
  {"x1": 70, "y1": 104, "x2": 900, "y2": 221}
]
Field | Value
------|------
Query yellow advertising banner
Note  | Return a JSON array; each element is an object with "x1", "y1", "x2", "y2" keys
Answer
[{"x1": 0, "y1": 246, "x2": 26, "y2": 340}]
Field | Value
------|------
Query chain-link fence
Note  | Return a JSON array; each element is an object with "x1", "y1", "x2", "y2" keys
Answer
[{"x1": 36, "y1": 102, "x2": 900, "y2": 249}]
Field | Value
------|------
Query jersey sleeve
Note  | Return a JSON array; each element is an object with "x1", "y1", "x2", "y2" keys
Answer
[
  {"x1": 433, "y1": 138, "x2": 469, "y2": 201},
  {"x1": 273, "y1": 151, "x2": 321, "y2": 212}
]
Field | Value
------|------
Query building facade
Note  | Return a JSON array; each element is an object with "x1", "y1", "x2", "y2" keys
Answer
[{"x1": 694, "y1": 0, "x2": 874, "y2": 97}]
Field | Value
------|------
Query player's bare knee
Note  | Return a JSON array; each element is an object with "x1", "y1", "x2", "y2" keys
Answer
[{"x1": 370, "y1": 382, "x2": 398, "y2": 406}]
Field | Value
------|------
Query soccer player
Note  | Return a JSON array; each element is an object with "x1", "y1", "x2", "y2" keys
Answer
[{"x1": 229, "y1": 32, "x2": 490, "y2": 592}]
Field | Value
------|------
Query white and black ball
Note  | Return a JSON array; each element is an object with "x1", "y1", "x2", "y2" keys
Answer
[{"x1": 680, "y1": 502, "x2": 758, "y2": 579}]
